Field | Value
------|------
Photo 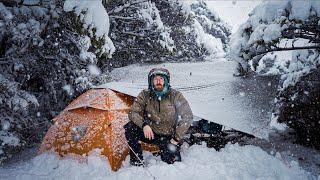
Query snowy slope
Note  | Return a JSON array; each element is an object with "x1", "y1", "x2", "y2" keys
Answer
[
  {"x1": 0, "y1": 144, "x2": 314, "y2": 180},
  {"x1": 97, "y1": 59, "x2": 278, "y2": 139}
]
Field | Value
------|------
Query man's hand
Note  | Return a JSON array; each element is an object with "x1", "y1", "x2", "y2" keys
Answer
[
  {"x1": 143, "y1": 125, "x2": 154, "y2": 140},
  {"x1": 170, "y1": 138, "x2": 178, "y2": 145}
]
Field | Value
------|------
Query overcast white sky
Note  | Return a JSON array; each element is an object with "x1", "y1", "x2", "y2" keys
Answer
[{"x1": 205, "y1": 0, "x2": 263, "y2": 33}]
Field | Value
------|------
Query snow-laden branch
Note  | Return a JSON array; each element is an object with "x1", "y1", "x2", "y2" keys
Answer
[
  {"x1": 64, "y1": 0, "x2": 115, "y2": 58},
  {"x1": 229, "y1": 0, "x2": 320, "y2": 76}
]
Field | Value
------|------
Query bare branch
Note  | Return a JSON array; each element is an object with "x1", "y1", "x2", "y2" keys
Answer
[
  {"x1": 282, "y1": 32, "x2": 320, "y2": 43},
  {"x1": 1, "y1": 0, "x2": 19, "y2": 7},
  {"x1": 109, "y1": 15, "x2": 137, "y2": 20},
  {"x1": 0, "y1": 61, "x2": 10, "y2": 65},
  {"x1": 255, "y1": 46, "x2": 320, "y2": 57},
  {"x1": 108, "y1": 0, "x2": 149, "y2": 14},
  {"x1": 121, "y1": 31, "x2": 145, "y2": 37}
]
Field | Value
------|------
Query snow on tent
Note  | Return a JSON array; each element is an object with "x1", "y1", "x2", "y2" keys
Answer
[{"x1": 39, "y1": 88, "x2": 158, "y2": 171}]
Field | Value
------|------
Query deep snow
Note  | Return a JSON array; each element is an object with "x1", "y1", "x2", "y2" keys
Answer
[{"x1": 0, "y1": 144, "x2": 315, "y2": 180}]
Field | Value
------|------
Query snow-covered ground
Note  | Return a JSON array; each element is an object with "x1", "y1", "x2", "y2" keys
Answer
[
  {"x1": 0, "y1": 59, "x2": 317, "y2": 179},
  {"x1": 0, "y1": 143, "x2": 315, "y2": 180}
]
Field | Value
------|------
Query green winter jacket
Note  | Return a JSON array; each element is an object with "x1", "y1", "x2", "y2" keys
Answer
[{"x1": 128, "y1": 88, "x2": 193, "y2": 141}]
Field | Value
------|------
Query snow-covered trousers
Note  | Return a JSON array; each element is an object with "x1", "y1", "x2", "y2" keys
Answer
[{"x1": 124, "y1": 121, "x2": 181, "y2": 165}]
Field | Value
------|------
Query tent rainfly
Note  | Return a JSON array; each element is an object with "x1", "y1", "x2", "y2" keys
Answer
[{"x1": 39, "y1": 88, "x2": 158, "y2": 171}]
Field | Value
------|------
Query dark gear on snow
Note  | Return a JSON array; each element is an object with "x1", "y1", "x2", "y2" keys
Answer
[{"x1": 124, "y1": 121, "x2": 181, "y2": 165}]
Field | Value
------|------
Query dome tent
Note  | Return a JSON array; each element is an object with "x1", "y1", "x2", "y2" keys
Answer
[{"x1": 39, "y1": 88, "x2": 158, "y2": 171}]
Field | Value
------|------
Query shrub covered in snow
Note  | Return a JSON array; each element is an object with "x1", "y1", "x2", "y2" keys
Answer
[
  {"x1": 230, "y1": 0, "x2": 320, "y2": 76},
  {"x1": 0, "y1": 0, "x2": 112, "y2": 162},
  {"x1": 229, "y1": 0, "x2": 320, "y2": 149},
  {"x1": 275, "y1": 68, "x2": 320, "y2": 149}
]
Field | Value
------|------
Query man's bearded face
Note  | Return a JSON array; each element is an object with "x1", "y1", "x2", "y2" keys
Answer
[{"x1": 153, "y1": 75, "x2": 164, "y2": 91}]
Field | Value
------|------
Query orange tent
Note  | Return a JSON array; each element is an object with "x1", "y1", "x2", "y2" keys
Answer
[{"x1": 39, "y1": 88, "x2": 158, "y2": 171}]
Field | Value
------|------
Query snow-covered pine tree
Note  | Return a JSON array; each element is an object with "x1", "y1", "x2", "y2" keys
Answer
[
  {"x1": 104, "y1": 0, "x2": 231, "y2": 67},
  {"x1": 0, "y1": 0, "x2": 114, "y2": 162},
  {"x1": 229, "y1": 0, "x2": 320, "y2": 149}
]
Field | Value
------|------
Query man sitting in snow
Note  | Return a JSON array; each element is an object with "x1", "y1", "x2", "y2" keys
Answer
[{"x1": 124, "y1": 68, "x2": 193, "y2": 166}]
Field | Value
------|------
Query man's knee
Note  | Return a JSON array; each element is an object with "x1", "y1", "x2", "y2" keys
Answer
[{"x1": 124, "y1": 121, "x2": 140, "y2": 140}]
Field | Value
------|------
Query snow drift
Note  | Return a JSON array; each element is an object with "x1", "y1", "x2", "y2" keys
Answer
[{"x1": 0, "y1": 144, "x2": 314, "y2": 180}]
